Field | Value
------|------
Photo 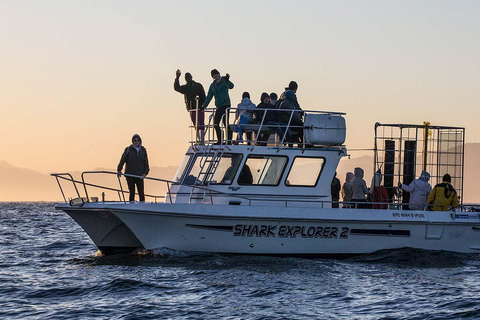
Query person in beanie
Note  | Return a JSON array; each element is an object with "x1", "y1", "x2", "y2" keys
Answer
[
  {"x1": 427, "y1": 173, "x2": 459, "y2": 211},
  {"x1": 117, "y1": 134, "x2": 150, "y2": 202},
  {"x1": 400, "y1": 170, "x2": 432, "y2": 210},
  {"x1": 174, "y1": 70, "x2": 206, "y2": 143},
  {"x1": 202, "y1": 69, "x2": 234, "y2": 144}
]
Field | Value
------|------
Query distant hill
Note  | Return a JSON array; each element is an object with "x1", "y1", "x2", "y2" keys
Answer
[
  {"x1": 1, "y1": 143, "x2": 479, "y2": 202},
  {"x1": 0, "y1": 161, "x2": 178, "y2": 202}
]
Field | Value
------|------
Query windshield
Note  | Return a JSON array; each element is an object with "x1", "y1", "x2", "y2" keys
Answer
[
  {"x1": 173, "y1": 154, "x2": 191, "y2": 183},
  {"x1": 185, "y1": 153, "x2": 242, "y2": 185}
]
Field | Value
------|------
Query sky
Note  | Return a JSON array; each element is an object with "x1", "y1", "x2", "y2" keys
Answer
[{"x1": 1, "y1": 0, "x2": 480, "y2": 174}]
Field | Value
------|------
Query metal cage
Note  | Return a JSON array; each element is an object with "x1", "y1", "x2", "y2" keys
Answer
[{"x1": 374, "y1": 122, "x2": 465, "y2": 206}]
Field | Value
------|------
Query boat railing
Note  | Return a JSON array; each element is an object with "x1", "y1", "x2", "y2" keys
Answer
[
  {"x1": 51, "y1": 170, "x2": 253, "y2": 205},
  {"x1": 188, "y1": 107, "x2": 346, "y2": 148},
  {"x1": 51, "y1": 171, "x2": 173, "y2": 204}
]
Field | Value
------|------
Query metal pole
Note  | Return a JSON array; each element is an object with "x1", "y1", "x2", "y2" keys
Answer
[{"x1": 423, "y1": 121, "x2": 429, "y2": 171}]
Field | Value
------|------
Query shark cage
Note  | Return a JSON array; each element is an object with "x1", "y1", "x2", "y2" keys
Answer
[{"x1": 373, "y1": 122, "x2": 465, "y2": 208}]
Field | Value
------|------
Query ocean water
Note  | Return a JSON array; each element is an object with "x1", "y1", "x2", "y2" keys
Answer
[{"x1": 1, "y1": 203, "x2": 480, "y2": 320}]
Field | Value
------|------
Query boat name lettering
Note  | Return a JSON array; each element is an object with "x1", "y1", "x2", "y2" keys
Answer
[
  {"x1": 233, "y1": 225, "x2": 350, "y2": 239},
  {"x1": 392, "y1": 212, "x2": 425, "y2": 218}
]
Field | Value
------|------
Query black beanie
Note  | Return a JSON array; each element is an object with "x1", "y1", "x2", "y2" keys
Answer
[
  {"x1": 211, "y1": 69, "x2": 220, "y2": 77},
  {"x1": 242, "y1": 92, "x2": 250, "y2": 99},
  {"x1": 285, "y1": 81, "x2": 298, "y2": 91},
  {"x1": 443, "y1": 174, "x2": 452, "y2": 183}
]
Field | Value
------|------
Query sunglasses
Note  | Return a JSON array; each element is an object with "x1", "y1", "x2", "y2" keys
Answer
[{"x1": 133, "y1": 139, "x2": 140, "y2": 142}]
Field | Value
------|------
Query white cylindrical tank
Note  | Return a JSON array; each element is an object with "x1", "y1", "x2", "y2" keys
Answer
[{"x1": 304, "y1": 114, "x2": 346, "y2": 146}]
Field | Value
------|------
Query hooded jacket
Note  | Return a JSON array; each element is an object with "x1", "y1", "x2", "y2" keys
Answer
[
  {"x1": 427, "y1": 181, "x2": 459, "y2": 211},
  {"x1": 117, "y1": 134, "x2": 150, "y2": 176},
  {"x1": 401, "y1": 170, "x2": 432, "y2": 210},
  {"x1": 202, "y1": 77, "x2": 234, "y2": 108},
  {"x1": 341, "y1": 172, "x2": 354, "y2": 202},
  {"x1": 236, "y1": 97, "x2": 256, "y2": 119},
  {"x1": 278, "y1": 90, "x2": 302, "y2": 124},
  {"x1": 351, "y1": 167, "x2": 369, "y2": 200}
]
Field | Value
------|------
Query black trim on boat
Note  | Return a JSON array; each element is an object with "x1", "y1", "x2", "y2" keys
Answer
[
  {"x1": 185, "y1": 224, "x2": 234, "y2": 232},
  {"x1": 350, "y1": 229, "x2": 410, "y2": 237}
]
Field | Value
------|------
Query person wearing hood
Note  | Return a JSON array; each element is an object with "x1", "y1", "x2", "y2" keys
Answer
[
  {"x1": 400, "y1": 170, "x2": 432, "y2": 210},
  {"x1": 117, "y1": 134, "x2": 150, "y2": 202},
  {"x1": 370, "y1": 169, "x2": 389, "y2": 209},
  {"x1": 351, "y1": 167, "x2": 369, "y2": 208},
  {"x1": 235, "y1": 92, "x2": 256, "y2": 144},
  {"x1": 174, "y1": 70, "x2": 206, "y2": 143},
  {"x1": 278, "y1": 90, "x2": 304, "y2": 144},
  {"x1": 427, "y1": 173, "x2": 459, "y2": 211},
  {"x1": 202, "y1": 69, "x2": 234, "y2": 144},
  {"x1": 341, "y1": 172, "x2": 354, "y2": 208}
]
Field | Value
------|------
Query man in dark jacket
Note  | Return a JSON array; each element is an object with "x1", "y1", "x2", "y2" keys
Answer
[
  {"x1": 117, "y1": 134, "x2": 150, "y2": 202},
  {"x1": 331, "y1": 171, "x2": 341, "y2": 208},
  {"x1": 202, "y1": 69, "x2": 234, "y2": 144},
  {"x1": 174, "y1": 70, "x2": 206, "y2": 143}
]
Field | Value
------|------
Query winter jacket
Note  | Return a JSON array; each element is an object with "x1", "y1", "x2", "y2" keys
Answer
[
  {"x1": 351, "y1": 167, "x2": 369, "y2": 200},
  {"x1": 202, "y1": 77, "x2": 234, "y2": 108},
  {"x1": 372, "y1": 186, "x2": 389, "y2": 209},
  {"x1": 427, "y1": 182, "x2": 459, "y2": 211},
  {"x1": 174, "y1": 79, "x2": 206, "y2": 111},
  {"x1": 278, "y1": 91, "x2": 302, "y2": 124},
  {"x1": 342, "y1": 182, "x2": 353, "y2": 202},
  {"x1": 117, "y1": 145, "x2": 150, "y2": 176},
  {"x1": 331, "y1": 176, "x2": 341, "y2": 200},
  {"x1": 236, "y1": 97, "x2": 256, "y2": 119},
  {"x1": 402, "y1": 175, "x2": 432, "y2": 210},
  {"x1": 255, "y1": 102, "x2": 278, "y2": 123}
]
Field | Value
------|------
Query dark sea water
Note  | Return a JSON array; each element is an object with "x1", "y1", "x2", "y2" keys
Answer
[{"x1": 1, "y1": 203, "x2": 480, "y2": 320}]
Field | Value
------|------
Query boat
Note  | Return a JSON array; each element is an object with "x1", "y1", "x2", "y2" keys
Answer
[{"x1": 52, "y1": 107, "x2": 480, "y2": 256}]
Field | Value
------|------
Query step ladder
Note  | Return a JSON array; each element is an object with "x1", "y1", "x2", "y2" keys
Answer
[{"x1": 189, "y1": 143, "x2": 227, "y2": 204}]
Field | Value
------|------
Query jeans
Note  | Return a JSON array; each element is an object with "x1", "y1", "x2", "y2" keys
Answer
[{"x1": 126, "y1": 177, "x2": 145, "y2": 202}]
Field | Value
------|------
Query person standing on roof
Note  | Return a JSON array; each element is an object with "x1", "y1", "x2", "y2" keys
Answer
[
  {"x1": 400, "y1": 170, "x2": 432, "y2": 210},
  {"x1": 174, "y1": 70, "x2": 206, "y2": 143},
  {"x1": 117, "y1": 134, "x2": 150, "y2": 202},
  {"x1": 202, "y1": 69, "x2": 234, "y2": 144},
  {"x1": 427, "y1": 173, "x2": 459, "y2": 211}
]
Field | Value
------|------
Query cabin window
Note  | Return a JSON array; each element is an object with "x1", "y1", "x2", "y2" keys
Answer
[
  {"x1": 210, "y1": 154, "x2": 243, "y2": 185},
  {"x1": 184, "y1": 153, "x2": 241, "y2": 185},
  {"x1": 286, "y1": 157, "x2": 325, "y2": 187},
  {"x1": 174, "y1": 154, "x2": 192, "y2": 183},
  {"x1": 239, "y1": 155, "x2": 287, "y2": 186}
]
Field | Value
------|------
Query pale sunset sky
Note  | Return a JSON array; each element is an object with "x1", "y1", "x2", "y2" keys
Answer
[{"x1": 1, "y1": 0, "x2": 479, "y2": 174}]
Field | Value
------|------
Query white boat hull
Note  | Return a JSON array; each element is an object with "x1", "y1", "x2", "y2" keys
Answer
[{"x1": 58, "y1": 202, "x2": 480, "y2": 256}]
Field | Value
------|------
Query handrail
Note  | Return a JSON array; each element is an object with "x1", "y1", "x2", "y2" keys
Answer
[
  {"x1": 189, "y1": 107, "x2": 346, "y2": 147},
  {"x1": 51, "y1": 173, "x2": 81, "y2": 202}
]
